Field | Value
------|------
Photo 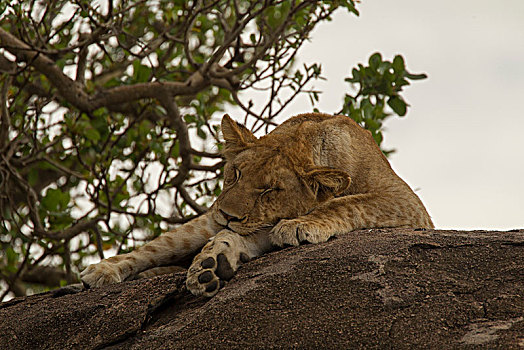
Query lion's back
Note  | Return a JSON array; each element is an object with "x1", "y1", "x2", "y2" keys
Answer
[
  {"x1": 271, "y1": 113, "x2": 391, "y2": 183},
  {"x1": 271, "y1": 113, "x2": 378, "y2": 152}
]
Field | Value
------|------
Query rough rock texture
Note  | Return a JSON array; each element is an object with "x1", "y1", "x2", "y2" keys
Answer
[{"x1": 1, "y1": 229, "x2": 523, "y2": 349}]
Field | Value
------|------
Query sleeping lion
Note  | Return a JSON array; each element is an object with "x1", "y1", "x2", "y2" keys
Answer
[{"x1": 81, "y1": 113, "x2": 433, "y2": 297}]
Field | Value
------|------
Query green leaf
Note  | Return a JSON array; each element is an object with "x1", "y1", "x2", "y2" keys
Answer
[
  {"x1": 197, "y1": 128, "x2": 207, "y2": 140},
  {"x1": 41, "y1": 188, "x2": 70, "y2": 212},
  {"x1": 133, "y1": 61, "x2": 152, "y2": 83},
  {"x1": 392, "y1": 55, "x2": 405, "y2": 72},
  {"x1": 28, "y1": 168, "x2": 39, "y2": 186},
  {"x1": 341, "y1": 1, "x2": 360, "y2": 16},
  {"x1": 6, "y1": 246, "x2": 18, "y2": 265},
  {"x1": 84, "y1": 127, "x2": 101, "y2": 142},
  {"x1": 184, "y1": 114, "x2": 197, "y2": 124},
  {"x1": 364, "y1": 117, "x2": 380, "y2": 131},
  {"x1": 311, "y1": 63, "x2": 321, "y2": 76},
  {"x1": 368, "y1": 52, "x2": 382, "y2": 70},
  {"x1": 172, "y1": 141, "x2": 180, "y2": 157},
  {"x1": 347, "y1": 67, "x2": 360, "y2": 82},
  {"x1": 0, "y1": 2, "x2": 7, "y2": 16},
  {"x1": 405, "y1": 72, "x2": 428, "y2": 80},
  {"x1": 387, "y1": 96, "x2": 407, "y2": 116},
  {"x1": 372, "y1": 130, "x2": 383, "y2": 146},
  {"x1": 294, "y1": 70, "x2": 303, "y2": 83}
]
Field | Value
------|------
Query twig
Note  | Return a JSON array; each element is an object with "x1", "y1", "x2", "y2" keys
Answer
[{"x1": 0, "y1": 74, "x2": 12, "y2": 151}]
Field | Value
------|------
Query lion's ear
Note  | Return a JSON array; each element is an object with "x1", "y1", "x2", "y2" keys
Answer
[
  {"x1": 305, "y1": 167, "x2": 351, "y2": 201},
  {"x1": 221, "y1": 114, "x2": 257, "y2": 157}
]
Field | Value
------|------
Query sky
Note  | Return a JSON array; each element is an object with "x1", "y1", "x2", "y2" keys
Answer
[{"x1": 256, "y1": 0, "x2": 524, "y2": 230}]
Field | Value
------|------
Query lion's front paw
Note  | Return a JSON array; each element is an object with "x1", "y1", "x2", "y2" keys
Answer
[
  {"x1": 270, "y1": 219, "x2": 333, "y2": 247},
  {"x1": 80, "y1": 261, "x2": 122, "y2": 288},
  {"x1": 186, "y1": 238, "x2": 250, "y2": 297}
]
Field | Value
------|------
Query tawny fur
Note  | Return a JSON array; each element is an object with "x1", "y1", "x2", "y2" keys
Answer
[{"x1": 81, "y1": 113, "x2": 433, "y2": 297}]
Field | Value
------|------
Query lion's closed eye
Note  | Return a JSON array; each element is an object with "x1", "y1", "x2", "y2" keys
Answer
[
  {"x1": 224, "y1": 167, "x2": 241, "y2": 186},
  {"x1": 261, "y1": 188, "x2": 272, "y2": 195},
  {"x1": 258, "y1": 187, "x2": 284, "y2": 202}
]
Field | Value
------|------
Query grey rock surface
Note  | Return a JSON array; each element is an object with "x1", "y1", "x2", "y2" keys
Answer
[{"x1": 1, "y1": 228, "x2": 523, "y2": 349}]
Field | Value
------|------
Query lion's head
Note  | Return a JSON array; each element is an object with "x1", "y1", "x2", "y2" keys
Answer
[{"x1": 212, "y1": 114, "x2": 351, "y2": 235}]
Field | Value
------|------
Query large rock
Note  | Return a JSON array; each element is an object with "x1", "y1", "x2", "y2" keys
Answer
[{"x1": 1, "y1": 229, "x2": 523, "y2": 349}]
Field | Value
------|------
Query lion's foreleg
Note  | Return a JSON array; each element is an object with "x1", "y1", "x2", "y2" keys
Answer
[
  {"x1": 81, "y1": 212, "x2": 220, "y2": 288},
  {"x1": 186, "y1": 229, "x2": 272, "y2": 297},
  {"x1": 270, "y1": 192, "x2": 431, "y2": 247}
]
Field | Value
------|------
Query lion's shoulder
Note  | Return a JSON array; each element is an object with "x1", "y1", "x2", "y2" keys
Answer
[
  {"x1": 265, "y1": 113, "x2": 380, "y2": 161},
  {"x1": 269, "y1": 113, "x2": 366, "y2": 140}
]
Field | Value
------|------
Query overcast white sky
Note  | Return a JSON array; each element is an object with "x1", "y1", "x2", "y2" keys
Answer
[{"x1": 252, "y1": 0, "x2": 524, "y2": 230}]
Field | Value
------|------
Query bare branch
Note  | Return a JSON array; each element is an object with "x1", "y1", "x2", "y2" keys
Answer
[
  {"x1": 157, "y1": 93, "x2": 192, "y2": 187},
  {"x1": 93, "y1": 226, "x2": 105, "y2": 260},
  {"x1": 0, "y1": 55, "x2": 16, "y2": 74},
  {"x1": 190, "y1": 161, "x2": 226, "y2": 172},
  {"x1": 178, "y1": 186, "x2": 207, "y2": 215},
  {"x1": 0, "y1": 27, "x2": 91, "y2": 111},
  {"x1": 38, "y1": 218, "x2": 101, "y2": 241},
  {"x1": 0, "y1": 74, "x2": 12, "y2": 150},
  {"x1": 89, "y1": 73, "x2": 209, "y2": 109},
  {"x1": 21, "y1": 266, "x2": 79, "y2": 287},
  {"x1": 190, "y1": 149, "x2": 222, "y2": 159},
  {"x1": 75, "y1": 36, "x2": 89, "y2": 85}
]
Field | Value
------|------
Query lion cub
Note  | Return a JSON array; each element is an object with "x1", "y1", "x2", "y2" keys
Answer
[{"x1": 81, "y1": 113, "x2": 433, "y2": 297}]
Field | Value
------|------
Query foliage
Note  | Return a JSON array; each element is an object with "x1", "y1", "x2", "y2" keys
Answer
[
  {"x1": 0, "y1": 0, "x2": 424, "y2": 301},
  {"x1": 339, "y1": 52, "x2": 427, "y2": 155}
]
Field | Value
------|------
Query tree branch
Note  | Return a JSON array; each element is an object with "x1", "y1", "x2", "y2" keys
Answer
[
  {"x1": 47, "y1": 218, "x2": 100, "y2": 240},
  {"x1": 0, "y1": 74, "x2": 12, "y2": 150},
  {"x1": 21, "y1": 265, "x2": 79, "y2": 287},
  {"x1": 190, "y1": 149, "x2": 222, "y2": 159},
  {"x1": 0, "y1": 27, "x2": 91, "y2": 111},
  {"x1": 89, "y1": 72, "x2": 209, "y2": 109},
  {"x1": 157, "y1": 93, "x2": 192, "y2": 187},
  {"x1": 177, "y1": 186, "x2": 207, "y2": 215}
]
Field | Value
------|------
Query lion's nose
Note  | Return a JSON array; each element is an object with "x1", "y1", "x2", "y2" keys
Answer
[{"x1": 219, "y1": 209, "x2": 244, "y2": 223}]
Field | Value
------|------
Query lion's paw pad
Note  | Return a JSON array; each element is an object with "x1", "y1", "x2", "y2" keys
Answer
[{"x1": 187, "y1": 251, "x2": 249, "y2": 297}]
